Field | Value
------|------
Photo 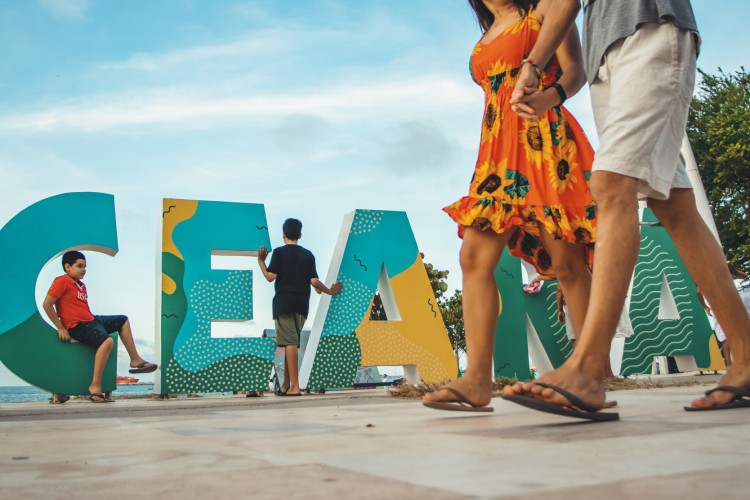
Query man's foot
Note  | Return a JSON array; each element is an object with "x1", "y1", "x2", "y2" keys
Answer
[
  {"x1": 687, "y1": 363, "x2": 750, "y2": 410},
  {"x1": 502, "y1": 363, "x2": 608, "y2": 410},
  {"x1": 422, "y1": 376, "x2": 493, "y2": 409}
]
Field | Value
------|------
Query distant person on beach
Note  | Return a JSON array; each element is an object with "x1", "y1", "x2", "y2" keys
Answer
[
  {"x1": 258, "y1": 218, "x2": 342, "y2": 396},
  {"x1": 700, "y1": 264, "x2": 750, "y2": 368},
  {"x1": 556, "y1": 284, "x2": 574, "y2": 343},
  {"x1": 503, "y1": 0, "x2": 750, "y2": 419},
  {"x1": 42, "y1": 250, "x2": 157, "y2": 403},
  {"x1": 423, "y1": 0, "x2": 600, "y2": 413}
]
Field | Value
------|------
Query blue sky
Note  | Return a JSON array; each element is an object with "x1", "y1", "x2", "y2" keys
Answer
[{"x1": 0, "y1": 0, "x2": 747, "y2": 386}]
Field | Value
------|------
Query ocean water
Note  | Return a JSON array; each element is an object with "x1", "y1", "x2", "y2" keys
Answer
[{"x1": 0, "y1": 384, "x2": 155, "y2": 403}]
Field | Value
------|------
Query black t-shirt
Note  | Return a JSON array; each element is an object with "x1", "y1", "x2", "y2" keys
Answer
[{"x1": 267, "y1": 244, "x2": 319, "y2": 319}]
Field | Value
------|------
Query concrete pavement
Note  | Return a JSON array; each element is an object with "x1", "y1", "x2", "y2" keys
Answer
[{"x1": 0, "y1": 376, "x2": 747, "y2": 499}]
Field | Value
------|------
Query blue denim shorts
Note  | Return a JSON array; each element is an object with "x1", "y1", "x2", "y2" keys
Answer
[{"x1": 68, "y1": 315, "x2": 128, "y2": 348}]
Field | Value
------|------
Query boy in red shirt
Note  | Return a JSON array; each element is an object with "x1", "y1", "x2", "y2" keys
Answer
[{"x1": 43, "y1": 250, "x2": 157, "y2": 402}]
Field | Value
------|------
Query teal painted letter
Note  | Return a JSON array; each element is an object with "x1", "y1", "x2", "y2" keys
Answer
[
  {"x1": 0, "y1": 192, "x2": 119, "y2": 394},
  {"x1": 159, "y1": 199, "x2": 276, "y2": 394}
]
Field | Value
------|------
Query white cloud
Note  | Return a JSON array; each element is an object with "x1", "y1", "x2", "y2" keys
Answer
[
  {"x1": 38, "y1": 0, "x2": 89, "y2": 20},
  {"x1": 0, "y1": 76, "x2": 474, "y2": 133},
  {"x1": 96, "y1": 35, "x2": 278, "y2": 72}
]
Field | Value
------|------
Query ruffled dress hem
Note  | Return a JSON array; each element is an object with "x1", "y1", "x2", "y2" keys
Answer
[{"x1": 443, "y1": 196, "x2": 596, "y2": 276}]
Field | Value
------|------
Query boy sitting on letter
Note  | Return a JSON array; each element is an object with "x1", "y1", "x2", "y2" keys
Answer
[{"x1": 43, "y1": 250, "x2": 157, "y2": 402}]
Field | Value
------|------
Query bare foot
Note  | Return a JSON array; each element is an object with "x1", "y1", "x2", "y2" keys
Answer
[
  {"x1": 89, "y1": 384, "x2": 103, "y2": 396},
  {"x1": 422, "y1": 375, "x2": 493, "y2": 407},
  {"x1": 689, "y1": 362, "x2": 750, "y2": 409},
  {"x1": 502, "y1": 363, "x2": 607, "y2": 409}
]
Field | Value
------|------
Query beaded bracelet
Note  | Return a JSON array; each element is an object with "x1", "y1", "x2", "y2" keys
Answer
[{"x1": 520, "y1": 58, "x2": 543, "y2": 81}]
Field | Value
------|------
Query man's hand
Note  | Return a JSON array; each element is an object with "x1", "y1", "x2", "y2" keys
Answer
[
  {"x1": 258, "y1": 246, "x2": 268, "y2": 261},
  {"x1": 58, "y1": 327, "x2": 71, "y2": 342},
  {"x1": 512, "y1": 88, "x2": 557, "y2": 121},
  {"x1": 557, "y1": 311, "x2": 565, "y2": 324},
  {"x1": 330, "y1": 282, "x2": 343, "y2": 296}
]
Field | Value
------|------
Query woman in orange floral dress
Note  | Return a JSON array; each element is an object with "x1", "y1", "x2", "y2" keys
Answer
[{"x1": 424, "y1": 0, "x2": 596, "y2": 411}]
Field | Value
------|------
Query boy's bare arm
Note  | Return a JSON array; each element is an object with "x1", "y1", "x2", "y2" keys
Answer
[
  {"x1": 42, "y1": 295, "x2": 71, "y2": 342},
  {"x1": 257, "y1": 246, "x2": 277, "y2": 282},
  {"x1": 311, "y1": 278, "x2": 343, "y2": 296}
]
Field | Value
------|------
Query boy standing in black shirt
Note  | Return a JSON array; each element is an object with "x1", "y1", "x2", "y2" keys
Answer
[{"x1": 258, "y1": 218, "x2": 343, "y2": 396}]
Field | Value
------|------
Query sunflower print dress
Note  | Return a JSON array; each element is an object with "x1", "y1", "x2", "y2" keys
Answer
[{"x1": 444, "y1": 10, "x2": 596, "y2": 276}]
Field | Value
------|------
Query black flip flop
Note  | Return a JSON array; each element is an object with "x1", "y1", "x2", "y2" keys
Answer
[
  {"x1": 87, "y1": 393, "x2": 107, "y2": 403},
  {"x1": 422, "y1": 386, "x2": 494, "y2": 413},
  {"x1": 129, "y1": 361, "x2": 158, "y2": 374},
  {"x1": 501, "y1": 382, "x2": 619, "y2": 421},
  {"x1": 684, "y1": 386, "x2": 750, "y2": 411}
]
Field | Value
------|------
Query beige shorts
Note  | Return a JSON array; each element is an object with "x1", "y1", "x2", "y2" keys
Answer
[{"x1": 590, "y1": 22, "x2": 698, "y2": 200}]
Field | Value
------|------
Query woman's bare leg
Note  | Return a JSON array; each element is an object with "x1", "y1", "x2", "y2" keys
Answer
[
  {"x1": 423, "y1": 227, "x2": 514, "y2": 406},
  {"x1": 536, "y1": 227, "x2": 616, "y2": 378}
]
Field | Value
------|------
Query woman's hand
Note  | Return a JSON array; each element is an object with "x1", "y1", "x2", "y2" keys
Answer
[{"x1": 511, "y1": 87, "x2": 559, "y2": 121}]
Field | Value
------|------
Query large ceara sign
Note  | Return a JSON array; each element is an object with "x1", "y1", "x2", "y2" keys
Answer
[
  {"x1": 158, "y1": 200, "x2": 458, "y2": 394},
  {"x1": 0, "y1": 193, "x2": 458, "y2": 395},
  {"x1": 0, "y1": 193, "x2": 724, "y2": 396}
]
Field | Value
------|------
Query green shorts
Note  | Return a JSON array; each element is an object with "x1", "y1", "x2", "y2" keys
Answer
[{"x1": 274, "y1": 314, "x2": 305, "y2": 347}]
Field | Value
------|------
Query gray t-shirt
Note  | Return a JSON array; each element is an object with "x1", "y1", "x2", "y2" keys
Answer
[{"x1": 583, "y1": 0, "x2": 699, "y2": 84}]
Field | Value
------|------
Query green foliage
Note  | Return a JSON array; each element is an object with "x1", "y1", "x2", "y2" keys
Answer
[
  {"x1": 440, "y1": 290, "x2": 465, "y2": 353},
  {"x1": 369, "y1": 292, "x2": 387, "y2": 320},
  {"x1": 687, "y1": 67, "x2": 750, "y2": 287},
  {"x1": 422, "y1": 253, "x2": 465, "y2": 354}
]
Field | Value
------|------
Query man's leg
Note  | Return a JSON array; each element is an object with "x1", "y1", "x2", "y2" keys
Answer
[
  {"x1": 90, "y1": 337, "x2": 114, "y2": 398},
  {"x1": 423, "y1": 227, "x2": 514, "y2": 406},
  {"x1": 649, "y1": 189, "x2": 750, "y2": 407},
  {"x1": 285, "y1": 345, "x2": 300, "y2": 395},
  {"x1": 504, "y1": 171, "x2": 640, "y2": 406}
]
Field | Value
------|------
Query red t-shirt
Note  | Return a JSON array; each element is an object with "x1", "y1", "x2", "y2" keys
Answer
[{"x1": 47, "y1": 275, "x2": 95, "y2": 329}]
